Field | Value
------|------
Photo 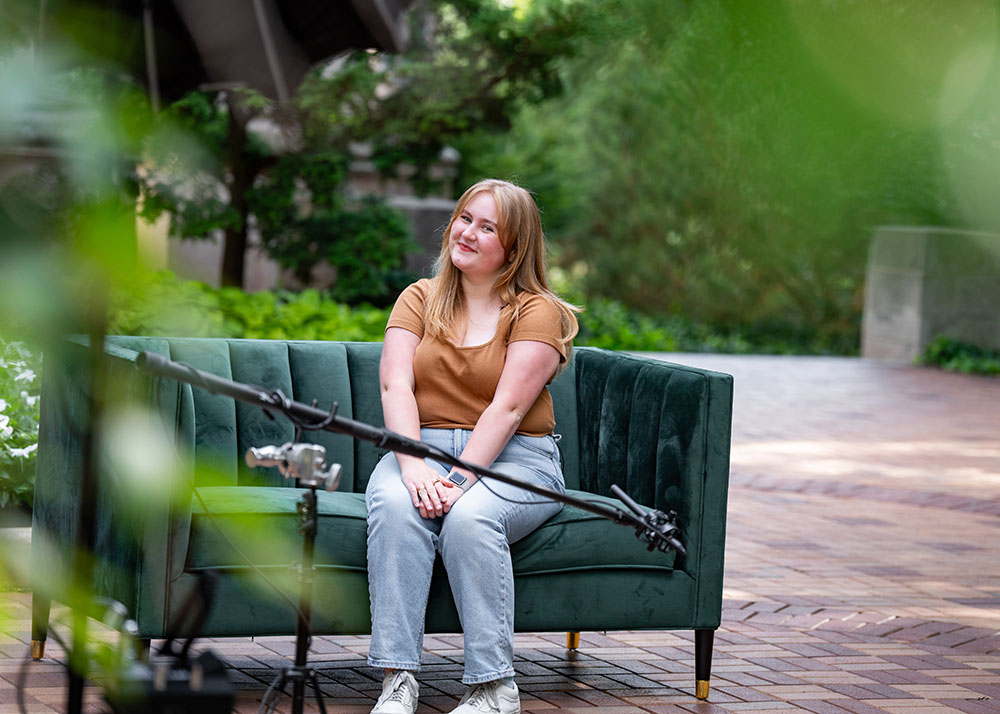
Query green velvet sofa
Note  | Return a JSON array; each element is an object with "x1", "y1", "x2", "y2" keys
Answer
[{"x1": 30, "y1": 336, "x2": 732, "y2": 699}]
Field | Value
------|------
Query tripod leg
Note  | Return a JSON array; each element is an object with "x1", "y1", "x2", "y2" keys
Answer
[
  {"x1": 309, "y1": 670, "x2": 329, "y2": 714},
  {"x1": 258, "y1": 670, "x2": 288, "y2": 714}
]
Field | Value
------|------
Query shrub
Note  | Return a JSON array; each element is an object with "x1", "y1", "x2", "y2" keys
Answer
[
  {"x1": 0, "y1": 340, "x2": 41, "y2": 509},
  {"x1": 573, "y1": 295, "x2": 846, "y2": 355},
  {"x1": 919, "y1": 337, "x2": 1000, "y2": 376},
  {"x1": 108, "y1": 271, "x2": 391, "y2": 341}
]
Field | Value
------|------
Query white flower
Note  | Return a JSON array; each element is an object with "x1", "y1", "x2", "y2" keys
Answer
[
  {"x1": 0, "y1": 414, "x2": 11, "y2": 439},
  {"x1": 9, "y1": 443, "x2": 37, "y2": 458},
  {"x1": 0, "y1": 399, "x2": 6, "y2": 412},
  {"x1": 15, "y1": 369, "x2": 36, "y2": 383},
  {"x1": 20, "y1": 391, "x2": 38, "y2": 408}
]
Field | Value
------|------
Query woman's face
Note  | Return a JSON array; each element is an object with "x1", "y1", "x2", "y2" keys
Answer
[{"x1": 448, "y1": 192, "x2": 509, "y2": 283}]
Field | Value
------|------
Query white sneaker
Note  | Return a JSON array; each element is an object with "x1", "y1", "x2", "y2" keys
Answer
[
  {"x1": 371, "y1": 670, "x2": 419, "y2": 714},
  {"x1": 450, "y1": 679, "x2": 520, "y2": 714}
]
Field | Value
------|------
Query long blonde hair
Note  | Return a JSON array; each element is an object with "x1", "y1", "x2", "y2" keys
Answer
[{"x1": 424, "y1": 179, "x2": 580, "y2": 360}]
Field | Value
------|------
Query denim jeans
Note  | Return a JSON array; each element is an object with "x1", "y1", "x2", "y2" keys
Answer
[{"x1": 366, "y1": 428, "x2": 565, "y2": 683}]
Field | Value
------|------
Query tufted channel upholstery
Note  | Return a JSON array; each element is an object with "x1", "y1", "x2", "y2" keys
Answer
[{"x1": 30, "y1": 336, "x2": 733, "y2": 695}]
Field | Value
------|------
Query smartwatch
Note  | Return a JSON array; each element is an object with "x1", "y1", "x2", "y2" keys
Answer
[{"x1": 447, "y1": 470, "x2": 471, "y2": 491}]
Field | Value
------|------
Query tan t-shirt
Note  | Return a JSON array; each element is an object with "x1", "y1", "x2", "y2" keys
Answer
[{"x1": 386, "y1": 278, "x2": 567, "y2": 436}]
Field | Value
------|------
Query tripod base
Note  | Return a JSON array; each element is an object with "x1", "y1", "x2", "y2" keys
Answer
[{"x1": 259, "y1": 665, "x2": 328, "y2": 714}]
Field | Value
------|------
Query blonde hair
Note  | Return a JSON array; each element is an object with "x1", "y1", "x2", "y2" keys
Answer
[{"x1": 424, "y1": 179, "x2": 580, "y2": 361}]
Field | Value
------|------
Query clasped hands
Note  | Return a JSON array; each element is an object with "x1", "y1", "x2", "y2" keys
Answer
[{"x1": 403, "y1": 463, "x2": 465, "y2": 518}]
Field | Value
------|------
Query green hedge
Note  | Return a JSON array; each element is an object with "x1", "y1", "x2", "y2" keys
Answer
[
  {"x1": 109, "y1": 272, "x2": 391, "y2": 342},
  {"x1": 113, "y1": 272, "x2": 822, "y2": 354}
]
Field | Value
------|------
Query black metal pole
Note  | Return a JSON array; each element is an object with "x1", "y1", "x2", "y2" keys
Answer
[
  {"x1": 291, "y1": 488, "x2": 317, "y2": 714},
  {"x1": 68, "y1": 299, "x2": 109, "y2": 714},
  {"x1": 134, "y1": 350, "x2": 661, "y2": 536}
]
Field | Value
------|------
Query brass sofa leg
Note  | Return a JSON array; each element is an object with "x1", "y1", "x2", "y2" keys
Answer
[
  {"x1": 31, "y1": 593, "x2": 51, "y2": 660},
  {"x1": 695, "y1": 629, "x2": 714, "y2": 699},
  {"x1": 566, "y1": 631, "x2": 580, "y2": 649}
]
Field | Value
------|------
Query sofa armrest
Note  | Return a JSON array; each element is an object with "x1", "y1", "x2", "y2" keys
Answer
[
  {"x1": 31, "y1": 337, "x2": 193, "y2": 630},
  {"x1": 572, "y1": 348, "x2": 733, "y2": 627}
]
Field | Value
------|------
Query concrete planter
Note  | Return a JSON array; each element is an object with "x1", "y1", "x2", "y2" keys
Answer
[{"x1": 861, "y1": 226, "x2": 1000, "y2": 361}]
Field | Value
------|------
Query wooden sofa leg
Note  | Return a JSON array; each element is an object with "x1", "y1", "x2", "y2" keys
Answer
[
  {"x1": 31, "y1": 594, "x2": 51, "y2": 660},
  {"x1": 566, "y1": 631, "x2": 580, "y2": 650},
  {"x1": 695, "y1": 629, "x2": 714, "y2": 699}
]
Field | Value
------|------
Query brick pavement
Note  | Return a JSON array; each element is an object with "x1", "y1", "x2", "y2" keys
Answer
[{"x1": 2, "y1": 355, "x2": 998, "y2": 713}]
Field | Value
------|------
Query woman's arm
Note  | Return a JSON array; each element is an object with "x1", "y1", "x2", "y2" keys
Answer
[
  {"x1": 440, "y1": 339, "x2": 561, "y2": 508},
  {"x1": 380, "y1": 327, "x2": 448, "y2": 517}
]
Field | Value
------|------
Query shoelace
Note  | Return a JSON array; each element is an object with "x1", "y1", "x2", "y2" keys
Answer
[
  {"x1": 464, "y1": 683, "x2": 499, "y2": 712},
  {"x1": 381, "y1": 674, "x2": 411, "y2": 705}
]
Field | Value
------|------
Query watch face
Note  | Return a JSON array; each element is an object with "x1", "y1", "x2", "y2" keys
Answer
[{"x1": 448, "y1": 472, "x2": 468, "y2": 487}]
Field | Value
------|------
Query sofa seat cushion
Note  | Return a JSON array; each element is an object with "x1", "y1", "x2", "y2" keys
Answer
[
  {"x1": 187, "y1": 487, "x2": 370, "y2": 573},
  {"x1": 185, "y1": 487, "x2": 675, "y2": 575}
]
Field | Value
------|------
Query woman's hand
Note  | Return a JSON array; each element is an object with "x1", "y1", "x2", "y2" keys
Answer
[
  {"x1": 401, "y1": 463, "x2": 460, "y2": 518},
  {"x1": 438, "y1": 473, "x2": 467, "y2": 512}
]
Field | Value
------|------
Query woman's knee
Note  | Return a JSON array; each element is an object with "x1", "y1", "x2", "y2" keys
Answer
[
  {"x1": 440, "y1": 508, "x2": 503, "y2": 552},
  {"x1": 368, "y1": 479, "x2": 414, "y2": 519},
  {"x1": 366, "y1": 457, "x2": 416, "y2": 520}
]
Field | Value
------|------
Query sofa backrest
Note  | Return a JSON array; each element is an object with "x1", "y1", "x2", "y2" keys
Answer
[
  {"x1": 105, "y1": 336, "x2": 584, "y2": 492},
  {"x1": 101, "y1": 337, "x2": 731, "y2": 539},
  {"x1": 570, "y1": 348, "x2": 718, "y2": 517}
]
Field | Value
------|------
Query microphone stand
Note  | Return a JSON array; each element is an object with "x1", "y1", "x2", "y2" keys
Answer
[
  {"x1": 135, "y1": 350, "x2": 685, "y2": 556},
  {"x1": 249, "y1": 437, "x2": 343, "y2": 714},
  {"x1": 257, "y1": 482, "x2": 327, "y2": 714}
]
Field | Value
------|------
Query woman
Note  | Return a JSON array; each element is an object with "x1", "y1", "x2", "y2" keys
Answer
[{"x1": 366, "y1": 179, "x2": 579, "y2": 714}]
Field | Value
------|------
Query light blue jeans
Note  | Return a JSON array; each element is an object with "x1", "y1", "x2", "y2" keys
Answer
[{"x1": 366, "y1": 428, "x2": 565, "y2": 683}]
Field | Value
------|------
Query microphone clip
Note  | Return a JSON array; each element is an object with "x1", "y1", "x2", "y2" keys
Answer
[
  {"x1": 610, "y1": 484, "x2": 686, "y2": 556},
  {"x1": 245, "y1": 443, "x2": 343, "y2": 492},
  {"x1": 634, "y1": 508, "x2": 684, "y2": 555}
]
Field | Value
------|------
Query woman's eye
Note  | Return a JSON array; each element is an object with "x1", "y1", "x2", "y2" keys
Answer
[
  {"x1": 460, "y1": 215, "x2": 472, "y2": 223},
  {"x1": 483, "y1": 225, "x2": 494, "y2": 233}
]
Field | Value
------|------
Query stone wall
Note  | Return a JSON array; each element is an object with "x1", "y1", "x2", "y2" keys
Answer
[{"x1": 861, "y1": 226, "x2": 1000, "y2": 361}]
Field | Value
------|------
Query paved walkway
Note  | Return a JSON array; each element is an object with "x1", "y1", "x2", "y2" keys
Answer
[{"x1": 2, "y1": 355, "x2": 999, "y2": 713}]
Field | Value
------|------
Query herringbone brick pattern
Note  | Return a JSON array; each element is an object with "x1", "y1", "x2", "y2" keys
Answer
[{"x1": 2, "y1": 355, "x2": 998, "y2": 713}]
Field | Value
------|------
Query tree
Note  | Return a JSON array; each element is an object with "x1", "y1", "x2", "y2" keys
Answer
[
  {"x1": 140, "y1": 0, "x2": 585, "y2": 297},
  {"x1": 476, "y1": 0, "x2": 990, "y2": 351}
]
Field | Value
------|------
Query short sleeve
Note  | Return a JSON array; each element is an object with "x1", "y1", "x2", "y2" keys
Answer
[
  {"x1": 386, "y1": 279, "x2": 431, "y2": 338},
  {"x1": 509, "y1": 294, "x2": 567, "y2": 362}
]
